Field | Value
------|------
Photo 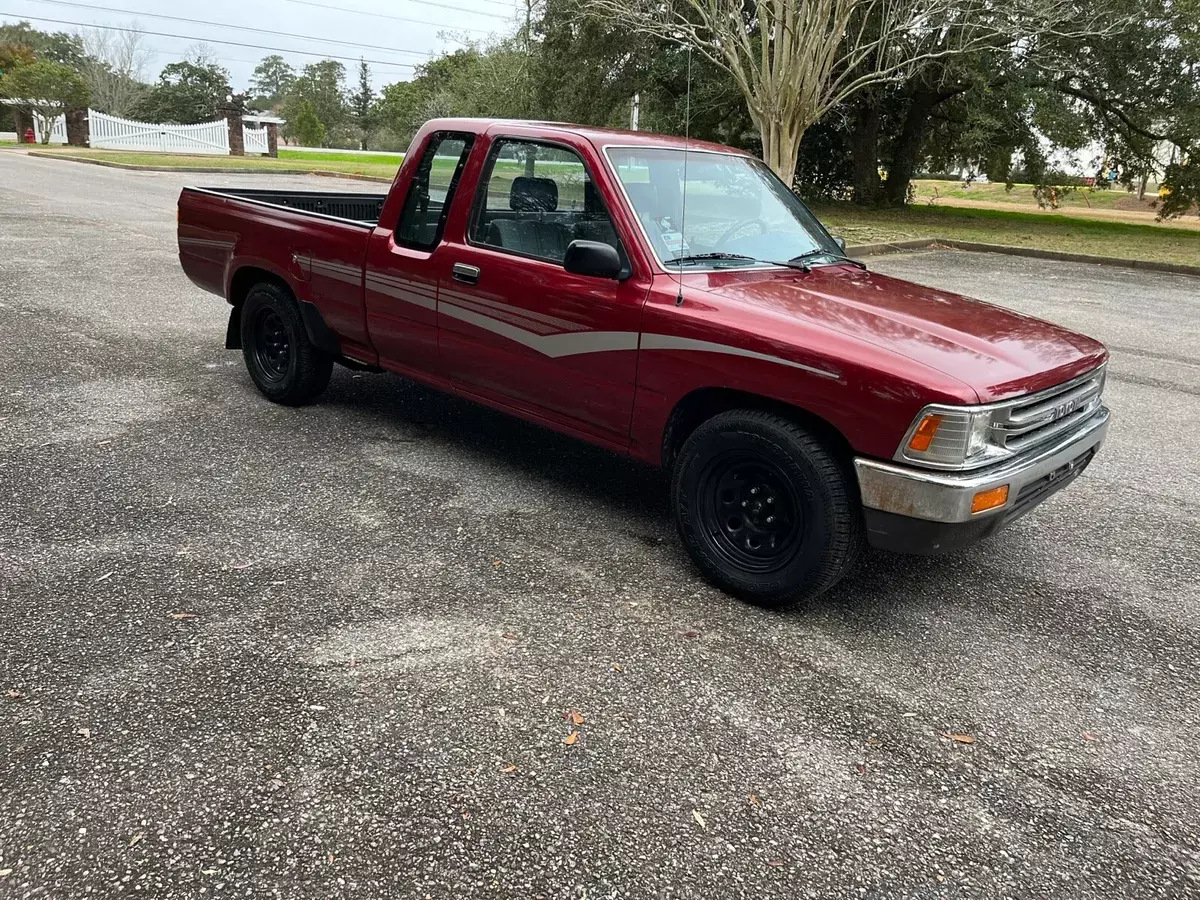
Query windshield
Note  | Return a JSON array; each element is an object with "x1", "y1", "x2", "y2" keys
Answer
[{"x1": 606, "y1": 147, "x2": 838, "y2": 268}]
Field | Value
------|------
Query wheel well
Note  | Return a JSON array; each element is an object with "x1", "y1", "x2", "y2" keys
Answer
[
  {"x1": 661, "y1": 388, "x2": 855, "y2": 470},
  {"x1": 229, "y1": 266, "x2": 290, "y2": 309}
]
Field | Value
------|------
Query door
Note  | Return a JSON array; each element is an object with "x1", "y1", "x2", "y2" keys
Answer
[
  {"x1": 364, "y1": 131, "x2": 474, "y2": 380},
  {"x1": 437, "y1": 136, "x2": 648, "y2": 444}
]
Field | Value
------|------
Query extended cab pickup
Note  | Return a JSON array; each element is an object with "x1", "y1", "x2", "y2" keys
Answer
[{"x1": 178, "y1": 118, "x2": 1111, "y2": 607}]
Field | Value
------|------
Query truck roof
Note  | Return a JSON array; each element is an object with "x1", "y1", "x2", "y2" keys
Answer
[{"x1": 420, "y1": 117, "x2": 751, "y2": 157}]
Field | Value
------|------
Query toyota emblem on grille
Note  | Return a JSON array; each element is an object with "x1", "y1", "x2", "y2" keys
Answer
[{"x1": 1051, "y1": 398, "x2": 1080, "y2": 420}]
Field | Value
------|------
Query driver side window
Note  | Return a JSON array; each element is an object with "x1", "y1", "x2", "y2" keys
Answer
[{"x1": 470, "y1": 139, "x2": 622, "y2": 264}]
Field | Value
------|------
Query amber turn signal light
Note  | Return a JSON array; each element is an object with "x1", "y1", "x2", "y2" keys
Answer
[
  {"x1": 971, "y1": 485, "x2": 1009, "y2": 514},
  {"x1": 908, "y1": 414, "x2": 942, "y2": 452}
]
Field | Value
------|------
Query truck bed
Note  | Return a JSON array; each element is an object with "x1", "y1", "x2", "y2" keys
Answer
[{"x1": 189, "y1": 187, "x2": 388, "y2": 224}]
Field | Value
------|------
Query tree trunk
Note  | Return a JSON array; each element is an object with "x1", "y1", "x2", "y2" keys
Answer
[
  {"x1": 851, "y1": 97, "x2": 881, "y2": 206},
  {"x1": 1138, "y1": 173, "x2": 1148, "y2": 200},
  {"x1": 882, "y1": 90, "x2": 938, "y2": 206},
  {"x1": 758, "y1": 111, "x2": 807, "y2": 188}
]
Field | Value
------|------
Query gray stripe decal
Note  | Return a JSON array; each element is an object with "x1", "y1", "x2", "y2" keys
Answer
[
  {"x1": 179, "y1": 237, "x2": 234, "y2": 249},
  {"x1": 442, "y1": 296, "x2": 557, "y2": 336},
  {"x1": 440, "y1": 290, "x2": 586, "y2": 333},
  {"x1": 641, "y1": 334, "x2": 840, "y2": 380},
  {"x1": 311, "y1": 260, "x2": 362, "y2": 286},
  {"x1": 370, "y1": 271, "x2": 436, "y2": 295},
  {"x1": 366, "y1": 277, "x2": 436, "y2": 310},
  {"x1": 440, "y1": 304, "x2": 637, "y2": 357}
]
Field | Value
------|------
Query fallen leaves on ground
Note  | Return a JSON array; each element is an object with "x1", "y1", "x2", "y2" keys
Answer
[
  {"x1": 565, "y1": 709, "x2": 585, "y2": 726},
  {"x1": 692, "y1": 810, "x2": 707, "y2": 830},
  {"x1": 901, "y1": 712, "x2": 918, "y2": 718},
  {"x1": 563, "y1": 730, "x2": 580, "y2": 746},
  {"x1": 500, "y1": 764, "x2": 517, "y2": 773},
  {"x1": 749, "y1": 793, "x2": 763, "y2": 808},
  {"x1": 501, "y1": 632, "x2": 518, "y2": 640},
  {"x1": 492, "y1": 560, "x2": 504, "y2": 568},
  {"x1": 942, "y1": 732, "x2": 976, "y2": 744},
  {"x1": 128, "y1": 833, "x2": 143, "y2": 848},
  {"x1": 679, "y1": 630, "x2": 701, "y2": 639},
  {"x1": 76, "y1": 727, "x2": 91, "y2": 740},
  {"x1": 170, "y1": 612, "x2": 197, "y2": 620},
  {"x1": 229, "y1": 561, "x2": 257, "y2": 571},
  {"x1": 1083, "y1": 731, "x2": 1097, "y2": 741},
  {"x1": 866, "y1": 737, "x2": 883, "y2": 747},
  {"x1": 610, "y1": 663, "x2": 623, "y2": 672},
  {"x1": 96, "y1": 572, "x2": 114, "y2": 582},
  {"x1": 766, "y1": 859, "x2": 786, "y2": 868},
  {"x1": 4, "y1": 690, "x2": 23, "y2": 700},
  {"x1": 0, "y1": 869, "x2": 12, "y2": 877},
  {"x1": 855, "y1": 763, "x2": 867, "y2": 776}
]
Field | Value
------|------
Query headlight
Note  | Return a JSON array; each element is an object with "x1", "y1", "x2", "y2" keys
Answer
[
  {"x1": 896, "y1": 366, "x2": 1107, "y2": 470},
  {"x1": 900, "y1": 409, "x2": 1000, "y2": 467}
]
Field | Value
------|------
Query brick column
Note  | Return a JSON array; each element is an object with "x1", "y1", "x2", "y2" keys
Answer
[
  {"x1": 12, "y1": 107, "x2": 33, "y2": 140},
  {"x1": 222, "y1": 105, "x2": 245, "y2": 156},
  {"x1": 65, "y1": 107, "x2": 88, "y2": 146},
  {"x1": 266, "y1": 122, "x2": 279, "y2": 158}
]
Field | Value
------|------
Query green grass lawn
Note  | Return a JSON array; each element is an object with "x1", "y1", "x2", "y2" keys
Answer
[
  {"x1": 30, "y1": 147, "x2": 404, "y2": 179},
  {"x1": 0, "y1": 140, "x2": 18, "y2": 148},
  {"x1": 278, "y1": 148, "x2": 405, "y2": 166},
  {"x1": 912, "y1": 179, "x2": 1162, "y2": 214},
  {"x1": 817, "y1": 203, "x2": 1200, "y2": 267}
]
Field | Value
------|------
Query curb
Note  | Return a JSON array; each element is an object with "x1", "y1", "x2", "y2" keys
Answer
[
  {"x1": 847, "y1": 237, "x2": 1200, "y2": 278},
  {"x1": 26, "y1": 151, "x2": 395, "y2": 183}
]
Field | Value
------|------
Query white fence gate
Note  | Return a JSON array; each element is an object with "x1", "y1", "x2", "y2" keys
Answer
[
  {"x1": 243, "y1": 124, "x2": 269, "y2": 155},
  {"x1": 89, "y1": 110, "x2": 230, "y2": 154},
  {"x1": 33, "y1": 112, "x2": 68, "y2": 144}
]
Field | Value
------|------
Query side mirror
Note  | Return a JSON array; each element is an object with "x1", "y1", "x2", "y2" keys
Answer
[
  {"x1": 833, "y1": 235, "x2": 847, "y2": 253},
  {"x1": 564, "y1": 240, "x2": 622, "y2": 280}
]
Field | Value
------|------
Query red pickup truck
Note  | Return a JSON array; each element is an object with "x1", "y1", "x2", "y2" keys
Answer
[{"x1": 178, "y1": 118, "x2": 1111, "y2": 607}]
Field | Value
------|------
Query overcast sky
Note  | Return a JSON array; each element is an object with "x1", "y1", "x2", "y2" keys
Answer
[{"x1": 2, "y1": 0, "x2": 522, "y2": 92}]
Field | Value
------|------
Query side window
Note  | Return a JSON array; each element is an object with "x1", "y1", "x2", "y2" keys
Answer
[
  {"x1": 395, "y1": 132, "x2": 473, "y2": 250},
  {"x1": 470, "y1": 139, "x2": 621, "y2": 265}
]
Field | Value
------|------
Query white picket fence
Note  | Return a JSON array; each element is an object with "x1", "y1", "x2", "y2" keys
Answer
[
  {"x1": 33, "y1": 112, "x2": 68, "y2": 144},
  {"x1": 243, "y1": 124, "x2": 269, "y2": 155},
  {"x1": 21, "y1": 109, "x2": 274, "y2": 155},
  {"x1": 88, "y1": 110, "x2": 230, "y2": 154}
]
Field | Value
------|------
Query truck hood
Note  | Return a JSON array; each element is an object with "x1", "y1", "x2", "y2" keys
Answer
[{"x1": 700, "y1": 265, "x2": 1108, "y2": 402}]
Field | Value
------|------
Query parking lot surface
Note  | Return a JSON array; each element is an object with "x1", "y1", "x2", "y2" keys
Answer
[{"x1": 1, "y1": 153, "x2": 1198, "y2": 898}]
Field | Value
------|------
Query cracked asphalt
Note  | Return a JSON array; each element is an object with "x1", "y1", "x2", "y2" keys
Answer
[{"x1": 1, "y1": 152, "x2": 1199, "y2": 899}]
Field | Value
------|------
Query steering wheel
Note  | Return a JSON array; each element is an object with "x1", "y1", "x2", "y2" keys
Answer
[{"x1": 716, "y1": 218, "x2": 769, "y2": 247}]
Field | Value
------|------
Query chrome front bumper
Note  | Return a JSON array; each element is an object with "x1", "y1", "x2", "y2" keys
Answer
[{"x1": 855, "y1": 407, "x2": 1110, "y2": 525}]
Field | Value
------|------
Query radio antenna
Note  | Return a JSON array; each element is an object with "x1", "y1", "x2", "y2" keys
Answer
[{"x1": 675, "y1": 44, "x2": 692, "y2": 307}]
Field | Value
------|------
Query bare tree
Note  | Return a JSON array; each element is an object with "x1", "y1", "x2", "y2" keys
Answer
[
  {"x1": 583, "y1": 0, "x2": 1123, "y2": 181},
  {"x1": 80, "y1": 24, "x2": 153, "y2": 116}
]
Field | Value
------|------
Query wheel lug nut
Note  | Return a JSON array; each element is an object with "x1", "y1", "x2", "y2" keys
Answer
[
  {"x1": 741, "y1": 501, "x2": 748, "y2": 507},
  {"x1": 750, "y1": 487, "x2": 759, "y2": 495},
  {"x1": 766, "y1": 515, "x2": 775, "y2": 524},
  {"x1": 767, "y1": 497, "x2": 774, "y2": 504}
]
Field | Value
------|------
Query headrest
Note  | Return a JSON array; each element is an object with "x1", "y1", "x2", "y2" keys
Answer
[{"x1": 510, "y1": 176, "x2": 558, "y2": 212}]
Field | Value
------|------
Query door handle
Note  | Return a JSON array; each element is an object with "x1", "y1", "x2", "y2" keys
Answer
[{"x1": 452, "y1": 262, "x2": 480, "y2": 285}]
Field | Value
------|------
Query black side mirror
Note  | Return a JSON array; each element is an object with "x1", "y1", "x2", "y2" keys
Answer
[
  {"x1": 833, "y1": 235, "x2": 847, "y2": 253},
  {"x1": 564, "y1": 240, "x2": 622, "y2": 279}
]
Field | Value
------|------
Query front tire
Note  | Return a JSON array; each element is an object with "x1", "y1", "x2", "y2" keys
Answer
[
  {"x1": 240, "y1": 283, "x2": 333, "y2": 406},
  {"x1": 671, "y1": 410, "x2": 863, "y2": 608}
]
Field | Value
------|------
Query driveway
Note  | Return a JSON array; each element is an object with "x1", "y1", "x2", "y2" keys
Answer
[{"x1": 1, "y1": 153, "x2": 1198, "y2": 899}]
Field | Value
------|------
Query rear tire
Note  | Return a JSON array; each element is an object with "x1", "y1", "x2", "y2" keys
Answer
[
  {"x1": 671, "y1": 409, "x2": 863, "y2": 608},
  {"x1": 240, "y1": 283, "x2": 333, "y2": 406}
]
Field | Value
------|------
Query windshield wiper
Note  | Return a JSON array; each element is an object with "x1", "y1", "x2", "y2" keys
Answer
[
  {"x1": 782, "y1": 248, "x2": 867, "y2": 272},
  {"x1": 667, "y1": 252, "x2": 759, "y2": 266}
]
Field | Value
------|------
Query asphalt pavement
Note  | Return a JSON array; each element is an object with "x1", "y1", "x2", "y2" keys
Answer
[{"x1": 1, "y1": 152, "x2": 1199, "y2": 899}]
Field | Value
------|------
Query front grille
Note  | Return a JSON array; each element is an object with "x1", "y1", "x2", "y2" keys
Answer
[
  {"x1": 993, "y1": 367, "x2": 1106, "y2": 455},
  {"x1": 1005, "y1": 448, "x2": 1095, "y2": 521}
]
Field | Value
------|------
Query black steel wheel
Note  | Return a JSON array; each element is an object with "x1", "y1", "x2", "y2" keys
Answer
[
  {"x1": 252, "y1": 307, "x2": 291, "y2": 382},
  {"x1": 671, "y1": 409, "x2": 863, "y2": 608},
  {"x1": 696, "y1": 452, "x2": 804, "y2": 573},
  {"x1": 239, "y1": 282, "x2": 333, "y2": 406}
]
